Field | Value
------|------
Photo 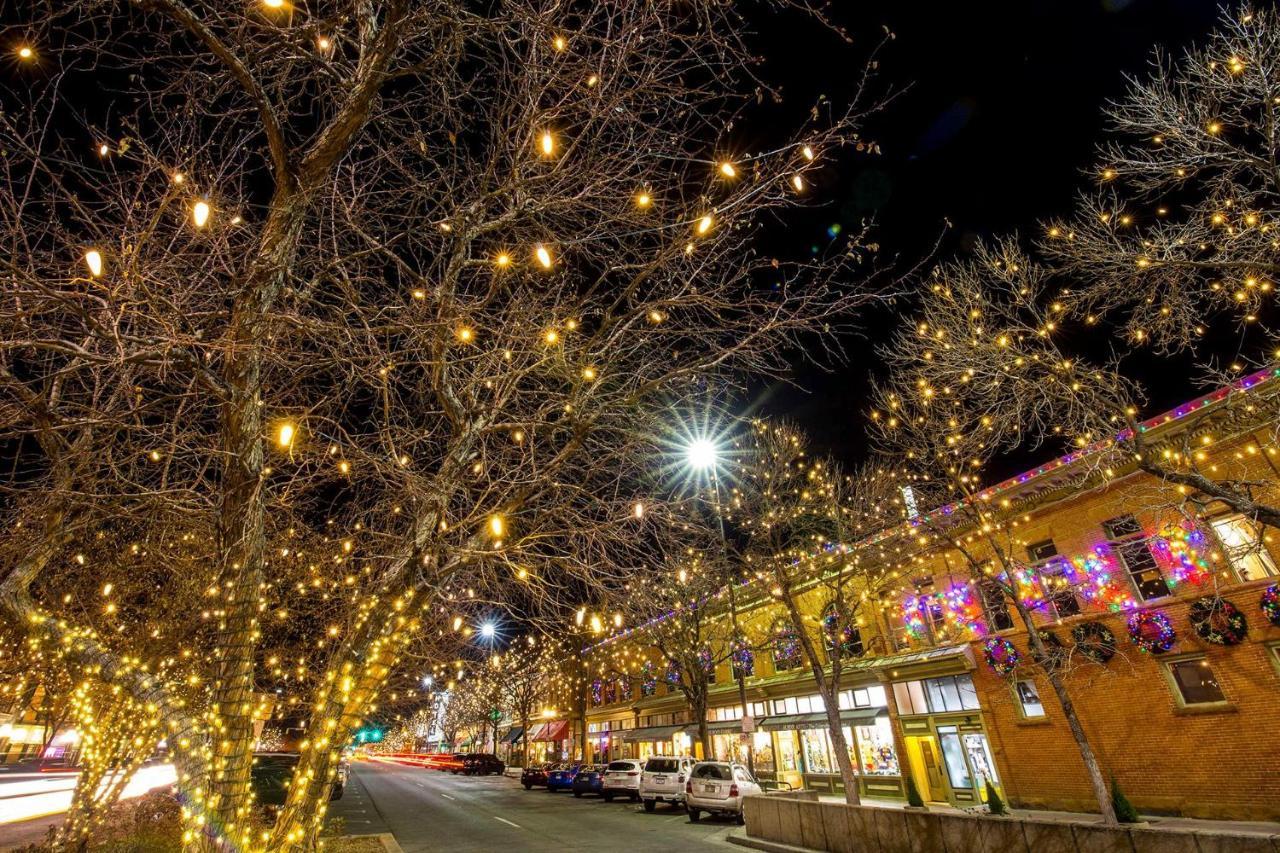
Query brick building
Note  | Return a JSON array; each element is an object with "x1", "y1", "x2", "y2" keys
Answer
[{"x1": 573, "y1": 368, "x2": 1280, "y2": 821}]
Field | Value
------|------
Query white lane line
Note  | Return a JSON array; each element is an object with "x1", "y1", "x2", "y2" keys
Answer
[
  {"x1": 440, "y1": 793, "x2": 455, "y2": 801},
  {"x1": 494, "y1": 817, "x2": 521, "y2": 829}
]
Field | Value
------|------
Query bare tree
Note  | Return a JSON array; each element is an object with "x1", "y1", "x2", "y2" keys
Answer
[{"x1": 0, "y1": 2, "x2": 884, "y2": 849}]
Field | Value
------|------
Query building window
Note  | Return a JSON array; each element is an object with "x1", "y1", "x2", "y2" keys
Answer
[
  {"x1": 822, "y1": 602, "x2": 865, "y2": 659},
  {"x1": 1211, "y1": 515, "x2": 1279, "y2": 581},
  {"x1": 1028, "y1": 539, "x2": 1082, "y2": 618},
  {"x1": 893, "y1": 674, "x2": 980, "y2": 715},
  {"x1": 1167, "y1": 657, "x2": 1226, "y2": 706},
  {"x1": 772, "y1": 619, "x2": 803, "y2": 672},
  {"x1": 978, "y1": 579, "x2": 1015, "y2": 632},
  {"x1": 1103, "y1": 515, "x2": 1169, "y2": 601},
  {"x1": 1015, "y1": 680, "x2": 1046, "y2": 719}
]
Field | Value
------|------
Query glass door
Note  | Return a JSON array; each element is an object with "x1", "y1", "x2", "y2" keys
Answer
[
  {"x1": 962, "y1": 732, "x2": 998, "y2": 789},
  {"x1": 935, "y1": 726, "x2": 972, "y2": 792}
]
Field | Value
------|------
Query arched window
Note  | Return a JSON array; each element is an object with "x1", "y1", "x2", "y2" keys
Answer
[
  {"x1": 822, "y1": 602, "x2": 864, "y2": 659},
  {"x1": 772, "y1": 618, "x2": 802, "y2": 671}
]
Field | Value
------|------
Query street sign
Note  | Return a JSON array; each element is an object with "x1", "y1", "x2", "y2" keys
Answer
[{"x1": 741, "y1": 715, "x2": 755, "y2": 734}]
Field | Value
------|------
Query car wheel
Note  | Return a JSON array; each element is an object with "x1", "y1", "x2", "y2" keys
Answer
[
  {"x1": 523, "y1": 783, "x2": 532, "y2": 790},
  {"x1": 603, "y1": 794, "x2": 613, "y2": 803},
  {"x1": 736, "y1": 813, "x2": 746, "y2": 826},
  {"x1": 630, "y1": 793, "x2": 639, "y2": 802},
  {"x1": 688, "y1": 808, "x2": 701, "y2": 822},
  {"x1": 573, "y1": 791, "x2": 582, "y2": 798},
  {"x1": 643, "y1": 799, "x2": 656, "y2": 812}
]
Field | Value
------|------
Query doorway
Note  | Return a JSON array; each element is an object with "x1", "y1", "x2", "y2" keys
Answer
[{"x1": 904, "y1": 735, "x2": 947, "y2": 803}]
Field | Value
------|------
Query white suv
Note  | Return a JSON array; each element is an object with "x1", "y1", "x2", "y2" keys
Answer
[
  {"x1": 639, "y1": 755, "x2": 695, "y2": 812},
  {"x1": 602, "y1": 759, "x2": 644, "y2": 802},
  {"x1": 684, "y1": 761, "x2": 762, "y2": 823}
]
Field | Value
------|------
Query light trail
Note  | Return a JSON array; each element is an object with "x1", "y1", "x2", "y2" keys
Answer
[{"x1": 0, "y1": 764, "x2": 176, "y2": 826}]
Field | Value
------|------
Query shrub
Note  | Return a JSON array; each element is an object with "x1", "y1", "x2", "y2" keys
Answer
[
  {"x1": 1111, "y1": 777, "x2": 1140, "y2": 823},
  {"x1": 905, "y1": 775, "x2": 925, "y2": 808},
  {"x1": 985, "y1": 780, "x2": 1007, "y2": 816}
]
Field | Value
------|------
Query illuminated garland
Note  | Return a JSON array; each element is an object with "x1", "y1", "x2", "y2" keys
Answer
[
  {"x1": 731, "y1": 644, "x2": 755, "y2": 677},
  {"x1": 590, "y1": 678, "x2": 604, "y2": 705},
  {"x1": 982, "y1": 636, "x2": 1021, "y2": 676},
  {"x1": 665, "y1": 661, "x2": 681, "y2": 687},
  {"x1": 1127, "y1": 609, "x2": 1176, "y2": 654},
  {"x1": 697, "y1": 647, "x2": 715, "y2": 674},
  {"x1": 821, "y1": 607, "x2": 865, "y2": 655},
  {"x1": 1150, "y1": 524, "x2": 1212, "y2": 587},
  {"x1": 1188, "y1": 596, "x2": 1247, "y2": 646},
  {"x1": 1261, "y1": 585, "x2": 1280, "y2": 627},
  {"x1": 773, "y1": 623, "x2": 802, "y2": 668},
  {"x1": 640, "y1": 661, "x2": 657, "y2": 696}
]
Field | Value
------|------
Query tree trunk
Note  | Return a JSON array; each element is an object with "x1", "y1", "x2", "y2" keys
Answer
[{"x1": 1014, "y1": 602, "x2": 1117, "y2": 824}]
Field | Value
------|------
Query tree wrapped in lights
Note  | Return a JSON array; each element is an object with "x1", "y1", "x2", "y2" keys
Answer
[
  {"x1": 0, "y1": 2, "x2": 882, "y2": 849},
  {"x1": 727, "y1": 421, "x2": 905, "y2": 805}
]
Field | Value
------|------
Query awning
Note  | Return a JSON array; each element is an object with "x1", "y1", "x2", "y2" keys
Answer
[
  {"x1": 500, "y1": 727, "x2": 524, "y2": 745},
  {"x1": 530, "y1": 720, "x2": 569, "y2": 742},
  {"x1": 706, "y1": 718, "x2": 766, "y2": 735},
  {"x1": 761, "y1": 707, "x2": 886, "y2": 732},
  {"x1": 620, "y1": 724, "x2": 686, "y2": 743},
  {"x1": 842, "y1": 643, "x2": 972, "y2": 673}
]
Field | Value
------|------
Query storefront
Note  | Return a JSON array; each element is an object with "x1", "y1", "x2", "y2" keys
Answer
[
  {"x1": 620, "y1": 724, "x2": 688, "y2": 761},
  {"x1": 891, "y1": 671, "x2": 999, "y2": 807},
  {"x1": 757, "y1": 707, "x2": 902, "y2": 798},
  {"x1": 499, "y1": 726, "x2": 525, "y2": 764},
  {"x1": 527, "y1": 720, "x2": 571, "y2": 763}
]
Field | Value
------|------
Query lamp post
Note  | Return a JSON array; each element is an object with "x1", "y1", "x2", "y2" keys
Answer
[{"x1": 684, "y1": 438, "x2": 754, "y2": 776}]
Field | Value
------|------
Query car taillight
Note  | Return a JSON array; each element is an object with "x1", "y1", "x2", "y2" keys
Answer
[
  {"x1": 730, "y1": 784, "x2": 740, "y2": 798},
  {"x1": 677, "y1": 775, "x2": 684, "y2": 783},
  {"x1": 685, "y1": 781, "x2": 693, "y2": 794},
  {"x1": 626, "y1": 771, "x2": 638, "y2": 776}
]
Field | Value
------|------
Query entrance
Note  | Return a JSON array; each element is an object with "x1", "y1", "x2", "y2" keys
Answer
[
  {"x1": 903, "y1": 735, "x2": 947, "y2": 803},
  {"x1": 936, "y1": 725, "x2": 999, "y2": 805}
]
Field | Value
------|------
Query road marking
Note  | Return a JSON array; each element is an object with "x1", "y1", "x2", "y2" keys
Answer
[
  {"x1": 494, "y1": 817, "x2": 521, "y2": 829},
  {"x1": 440, "y1": 793, "x2": 455, "y2": 801}
]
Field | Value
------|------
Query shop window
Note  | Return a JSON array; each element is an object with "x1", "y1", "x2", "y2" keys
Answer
[
  {"x1": 752, "y1": 732, "x2": 775, "y2": 771},
  {"x1": 1167, "y1": 657, "x2": 1226, "y2": 706},
  {"x1": 891, "y1": 679, "x2": 929, "y2": 716},
  {"x1": 1015, "y1": 680, "x2": 1046, "y2": 719},
  {"x1": 771, "y1": 619, "x2": 803, "y2": 672},
  {"x1": 1028, "y1": 539, "x2": 1082, "y2": 618},
  {"x1": 775, "y1": 730, "x2": 800, "y2": 772},
  {"x1": 800, "y1": 728, "x2": 834, "y2": 773},
  {"x1": 852, "y1": 717, "x2": 898, "y2": 775},
  {"x1": 1103, "y1": 515, "x2": 1169, "y2": 601},
  {"x1": 1211, "y1": 515, "x2": 1279, "y2": 581}
]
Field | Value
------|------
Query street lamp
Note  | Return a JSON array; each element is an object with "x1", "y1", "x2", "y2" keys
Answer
[
  {"x1": 685, "y1": 438, "x2": 719, "y2": 471},
  {"x1": 479, "y1": 622, "x2": 497, "y2": 641}
]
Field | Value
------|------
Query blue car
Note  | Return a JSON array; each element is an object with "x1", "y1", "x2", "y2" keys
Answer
[
  {"x1": 546, "y1": 764, "x2": 582, "y2": 792},
  {"x1": 571, "y1": 765, "x2": 605, "y2": 798}
]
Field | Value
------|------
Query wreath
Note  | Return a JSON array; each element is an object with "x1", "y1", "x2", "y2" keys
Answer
[
  {"x1": 1188, "y1": 596, "x2": 1248, "y2": 646},
  {"x1": 1128, "y1": 609, "x2": 1176, "y2": 654},
  {"x1": 1071, "y1": 621, "x2": 1117, "y2": 664},
  {"x1": 1262, "y1": 585, "x2": 1280, "y2": 627},
  {"x1": 1030, "y1": 629, "x2": 1067, "y2": 671},
  {"x1": 982, "y1": 636, "x2": 1021, "y2": 676}
]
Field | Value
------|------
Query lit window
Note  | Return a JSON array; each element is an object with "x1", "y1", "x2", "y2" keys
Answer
[
  {"x1": 1211, "y1": 515, "x2": 1279, "y2": 581},
  {"x1": 1167, "y1": 657, "x2": 1226, "y2": 706},
  {"x1": 1015, "y1": 680, "x2": 1046, "y2": 718},
  {"x1": 1103, "y1": 515, "x2": 1169, "y2": 601}
]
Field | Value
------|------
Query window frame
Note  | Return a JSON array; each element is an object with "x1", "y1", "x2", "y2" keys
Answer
[
  {"x1": 1209, "y1": 513, "x2": 1279, "y2": 582},
  {"x1": 1102, "y1": 514, "x2": 1170, "y2": 602},
  {"x1": 1013, "y1": 679, "x2": 1047, "y2": 720},
  {"x1": 1162, "y1": 654, "x2": 1229, "y2": 709}
]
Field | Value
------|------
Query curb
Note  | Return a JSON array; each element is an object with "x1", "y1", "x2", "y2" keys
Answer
[
  {"x1": 727, "y1": 833, "x2": 818, "y2": 853},
  {"x1": 376, "y1": 832, "x2": 404, "y2": 853}
]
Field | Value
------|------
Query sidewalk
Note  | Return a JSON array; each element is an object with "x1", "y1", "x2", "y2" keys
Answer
[{"x1": 815, "y1": 794, "x2": 1280, "y2": 837}]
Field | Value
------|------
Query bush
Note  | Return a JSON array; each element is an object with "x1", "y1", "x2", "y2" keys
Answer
[
  {"x1": 905, "y1": 775, "x2": 925, "y2": 808},
  {"x1": 1111, "y1": 777, "x2": 1140, "y2": 823},
  {"x1": 984, "y1": 780, "x2": 1006, "y2": 816}
]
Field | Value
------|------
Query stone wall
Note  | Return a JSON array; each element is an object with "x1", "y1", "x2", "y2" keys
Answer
[{"x1": 742, "y1": 795, "x2": 1280, "y2": 853}]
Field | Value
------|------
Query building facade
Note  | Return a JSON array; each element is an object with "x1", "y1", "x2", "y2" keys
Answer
[{"x1": 574, "y1": 370, "x2": 1280, "y2": 820}]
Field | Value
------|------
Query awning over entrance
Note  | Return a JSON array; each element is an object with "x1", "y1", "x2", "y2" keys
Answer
[
  {"x1": 500, "y1": 726, "x2": 524, "y2": 744},
  {"x1": 842, "y1": 643, "x2": 972, "y2": 674},
  {"x1": 760, "y1": 707, "x2": 886, "y2": 732},
  {"x1": 530, "y1": 720, "x2": 570, "y2": 742},
  {"x1": 620, "y1": 724, "x2": 685, "y2": 743},
  {"x1": 706, "y1": 718, "x2": 766, "y2": 735}
]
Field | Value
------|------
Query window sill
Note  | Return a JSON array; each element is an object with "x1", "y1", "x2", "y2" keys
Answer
[
  {"x1": 1171, "y1": 702, "x2": 1236, "y2": 717},
  {"x1": 1012, "y1": 716, "x2": 1052, "y2": 727}
]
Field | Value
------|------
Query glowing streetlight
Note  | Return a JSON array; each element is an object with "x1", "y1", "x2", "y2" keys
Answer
[
  {"x1": 685, "y1": 438, "x2": 719, "y2": 471},
  {"x1": 479, "y1": 622, "x2": 497, "y2": 640}
]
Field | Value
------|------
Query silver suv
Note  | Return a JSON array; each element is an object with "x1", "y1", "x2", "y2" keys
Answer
[{"x1": 639, "y1": 755, "x2": 695, "y2": 812}]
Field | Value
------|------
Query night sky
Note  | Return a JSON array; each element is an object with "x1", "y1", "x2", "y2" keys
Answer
[{"x1": 747, "y1": 0, "x2": 1224, "y2": 467}]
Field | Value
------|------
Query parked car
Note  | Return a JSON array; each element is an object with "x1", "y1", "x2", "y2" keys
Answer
[
  {"x1": 459, "y1": 753, "x2": 505, "y2": 776},
  {"x1": 571, "y1": 765, "x2": 605, "y2": 797},
  {"x1": 546, "y1": 763, "x2": 582, "y2": 792},
  {"x1": 638, "y1": 755, "x2": 695, "y2": 812},
  {"x1": 250, "y1": 752, "x2": 345, "y2": 808},
  {"x1": 601, "y1": 759, "x2": 644, "y2": 802},
  {"x1": 522, "y1": 763, "x2": 555, "y2": 790},
  {"x1": 684, "y1": 761, "x2": 761, "y2": 823}
]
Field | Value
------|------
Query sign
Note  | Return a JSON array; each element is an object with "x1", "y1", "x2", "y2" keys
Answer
[{"x1": 741, "y1": 714, "x2": 755, "y2": 734}]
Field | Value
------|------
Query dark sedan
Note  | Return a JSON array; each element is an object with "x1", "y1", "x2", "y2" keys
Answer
[
  {"x1": 571, "y1": 765, "x2": 605, "y2": 798},
  {"x1": 460, "y1": 753, "x2": 505, "y2": 776},
  {"x1": 522, "y1": 763, "x2": 555, "y2": 789},
  {"x1": 546, "y1": 763, "x2": 582, "y2": 792}
]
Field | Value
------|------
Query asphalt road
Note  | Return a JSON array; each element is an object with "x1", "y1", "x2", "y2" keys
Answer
[{"x1": 328, "y1": 760, "x2": 741, "y2": 852}]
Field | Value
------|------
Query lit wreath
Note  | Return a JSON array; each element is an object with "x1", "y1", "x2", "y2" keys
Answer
[
  {"x1": 1127, "y1": 609, "x2": 1176, "y2": 654},
  {"x1": 982, "y1": 636, "x2": 1021, "y2": 676},
  {"x1": 1188, "y1": 596, "x2": 1248, "y2": 646},
  {"x1": 1071, "y1": 621, "x2": 1117, "y2": 664},
  {"x1": 1262, "y1": 585, "x2": 1280, "y2": 627}
]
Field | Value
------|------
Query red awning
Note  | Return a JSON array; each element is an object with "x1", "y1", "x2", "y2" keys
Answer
[{"x1": 530, "y1": 720, "x2": 570, "y2": 742}]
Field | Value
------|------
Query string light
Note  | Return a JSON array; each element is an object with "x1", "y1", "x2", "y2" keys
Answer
[
  {"x1": 84, "y1": 250, "x2": 103, "y2": 278},
  {"x1": 488, "y1": 515, "x2": 505, "y2": 538},
  {"x1": 535, "y1": 244, "x2": 553, "y2": 269},
  {"x1": 696, "y1": 214, "x2": 714, "y2": 235},
  {"x1": 540, "y1": 131, "x2": 556, "y2": 157},
  {"x1": 635, "y1": 192, "x2": 652, "y2": 209},
  {"x1": 276, "y1": 422, "x2": 296, "y2": 449},
  {"x1": 719, "y1": 162, "x2": 737, "y2": 179},
  {"x1": 192, "y1": 201, "x2": 211, "y2": 228},
  {"x1": 495, "y1": 252, "x2": 512, "y2": 268},
  {"x1": 16, "y1": 46, "x2": 33, "y2": 61}
]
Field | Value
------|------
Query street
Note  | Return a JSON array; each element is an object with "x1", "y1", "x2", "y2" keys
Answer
[{"x1": 328, "y1": 760, "x2": 740, "y2": 851}]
